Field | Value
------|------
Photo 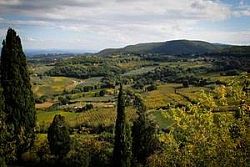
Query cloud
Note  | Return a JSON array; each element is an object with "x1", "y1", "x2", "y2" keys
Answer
[
  {"x1": 0, "y1": 0, "x2": 232, "y2": 23},
  {"x1": 0, "y1": 0, "x2": 20, "y2": 5},
  {"x1": 233, "y1": 10, "x2": 250, "y2": 17},
  {"x1": 0, "y1": 18, "x2": 53, "y2": 27},
  {"x1": 23, "y1": 37, "x2": 38, "y2": 42},
  {"x1": 0, "y1": 0, "x2": 249, "y2": 50},
  {"x1": 232, "y1": 0, "x2": 250, "y2": 17}
]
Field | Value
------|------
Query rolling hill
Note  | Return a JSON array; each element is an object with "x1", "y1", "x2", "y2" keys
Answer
[{"x1": 96, "y1": 40, "x2": 231, "y2": 56}]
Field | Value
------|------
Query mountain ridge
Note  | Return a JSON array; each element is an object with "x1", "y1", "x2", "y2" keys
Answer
[{"x1": 96, "y1": 39, "x2": 235, "y2": 56}]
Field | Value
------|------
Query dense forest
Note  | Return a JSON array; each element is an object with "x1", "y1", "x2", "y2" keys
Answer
[{"x1": 0, "y1": 28, "x2": 249, "y2": 167}]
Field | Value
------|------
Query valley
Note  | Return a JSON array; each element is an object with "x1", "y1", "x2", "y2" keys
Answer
[{"x1": 30, "y1": 41, "x2": 250, "y2": 134}]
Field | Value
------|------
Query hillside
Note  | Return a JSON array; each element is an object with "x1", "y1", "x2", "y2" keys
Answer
[
  {"x1": 96, "y1": 40, "x2": 230, "y2": 56},
  {"x1": 220, "y1": 45, "x2": 250, "y2": 55}
]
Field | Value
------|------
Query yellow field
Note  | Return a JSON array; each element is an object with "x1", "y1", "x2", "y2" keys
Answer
[
  {"x1": 32, "y1": 77, "x2": 80, "y2": 97},
  {"x1": 142, "y1": 84, "x2": 183, "y2": 109},
  {"x1": 142, "y1": 83, "x2": 206, "y2": 109},
  {"x1": 67, "y1": 106, "x2": 137, "y2": 127},
  {"x1": 36, "y1": 106, "x2": 137, "y2": 130}
]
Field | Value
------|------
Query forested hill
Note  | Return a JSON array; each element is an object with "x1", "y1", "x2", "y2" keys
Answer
[
  {"x1": 219, "y1": 45, "x2": 250, "y2": 55},
  {"x1": 96, "y1": 40, "x2": 231, "y2": 56}
]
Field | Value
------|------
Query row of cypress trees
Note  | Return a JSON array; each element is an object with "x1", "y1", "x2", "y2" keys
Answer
[
  {"x1": 0, "y1": 28, "x2": 36, "y2": 164},
  {"x1": 113, "y1": 85, "x2": 160, "y2": 167}
]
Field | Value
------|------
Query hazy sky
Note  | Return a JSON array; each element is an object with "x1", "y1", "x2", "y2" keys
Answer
[{"x1": 0, "y1": 0, "x2": 250, "y2": 51}]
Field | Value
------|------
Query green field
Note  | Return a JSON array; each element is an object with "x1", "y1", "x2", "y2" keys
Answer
[
  {"x1": 32, "y1": 76, "x2": 80, "y2": 97},
  {"x1": 149, "y1": 110, "x2": 174, "y2": 129}
]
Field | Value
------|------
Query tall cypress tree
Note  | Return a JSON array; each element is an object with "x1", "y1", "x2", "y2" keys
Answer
[
  {"x1": 0, "y1": 85, "x2": 16, "y2": 164},
  {"x1": 1, "y1": 28, "x2": 36, "y2": 158},
  {"x1": 113, "y1": 85, "x2": 132, "y2": 167},
  {"x1": 132, "y1": 95, "x2": 160, "y2": 165}
]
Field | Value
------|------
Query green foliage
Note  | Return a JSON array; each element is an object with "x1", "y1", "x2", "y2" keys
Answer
[
  {"x1": 1, "y1": 28, "x2": 36, "y2": 159},
  {"x1": 146, "y1": 84, "x2": 157, "y2": 91},
  {"x1": 66, "y1": 135, "x2": 112, "y2": 167},
  {"x1": 65, "y1": 149, "x2": 90, "y2": 167},
  {"x1": 0, "y1": 157, "x2": 7, "y2": 167},
  {"x1": 132, "y1": 111, "x2": 160, "y2": 165},
  {"x1": 97, "y1": 40, "x2": 224, "y2": 56},
  {"x1": 156, "y1": 85, "x2": 249, "y2": 166},
  {"x1": 48, "y1": 114, "x2": 71, "y2": 159},
  {"x1": 182, "y1": 80, "x2": 189, "y2": 88},
  {"x1": 58, "y1": 96, "x2": 70, "y2": 105},
  {"x1": 99, "y1": 90, "x2": 107, "y2": 97},
  {"x1": 20, "y1": 151, "x2": 39, "y2": 164},
  {"x1": 0, "y1": 86, "x2": 16, "y2": 164},
  {"x1": 113, "y1": 85, "x2": 132, "y2": 167},
  {"x1": 35, "y1": 95, "x2": 49, "y2": 103},
  {"x1": 46, "y1": 56, "x2": 123, "y2": 79}
]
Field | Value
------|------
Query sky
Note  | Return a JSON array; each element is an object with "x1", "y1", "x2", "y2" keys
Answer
[{"x1": 0, "y1": 0, "x2": 250, "y2": 51}]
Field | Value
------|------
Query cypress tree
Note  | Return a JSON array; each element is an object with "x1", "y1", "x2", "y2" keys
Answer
[
  {"x1": 48, "y1": 114, "x2": 71, "y2": 160},
  {"x1": 0, "y1": 28, "x2": 36, "y2": 158},
  {"x1": 113, "y1": 85, "x2": 132, "y2": 167},
  {"x1": 0, "y1": 83, "x2": 16, "y2": 164},
  {"x1": 0, "y1": 86, "x2": 7, "y2": 164},
  {"x1": 132, "y1": 96, "x2": 160, "y2": 165}
]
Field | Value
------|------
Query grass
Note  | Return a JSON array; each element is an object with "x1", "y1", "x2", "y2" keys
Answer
[
  {"x1": 67, "y1": 106, "x2": 137, "y2": 128},
  {"x1": 36, "y1": 106, "x2": 137, "y2": 130},
  {"x1": 142, "y1": 83, "x2": 186, "y2": 109},
  {"x1": 37, "y1": 110, "x2": 79, "y2": 125},
  {"x1": 30, "y1": 64, "x2": 54, "y2": 75},
  {"x1": 149, "y1": 110, "x2": 174, "y2": 129},
  {"x1": 32, "y1": 76, "x2": 81, "y2": 97},
  {"x1": 176, "y1": 86, "x2": 206, "y2": 103},
  {"x1": 142, "y1": 84, "x2": 208, "y2": 109}
]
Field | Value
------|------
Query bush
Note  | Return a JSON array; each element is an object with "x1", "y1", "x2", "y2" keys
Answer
[
  {"x1": 35, "y1": 95, "x2": 49, "y2": 103},
  {"x1": 146, "y1": 84, "x2": 157, "y2": 91},
  {"x1": 48, "y1": 115, "x2": 71, "y2": 159},
  {"x1": 21, "y1": 152, "x2": 39, "y2": 164},
  {"x1": 182, "y1": 80, "x2": 189, "y2": 88},
  {"x1": 58, "y1": 96, "x2": 70, "y2": 105},
  {"x1": 64, "y1": 150, "x2": 90, "y2": 167},
  {"x1": 0, "y1": 157, "x2": 7, "y2": 167},
  {"x1": 99, "y1": 90, "x2": 107, "y2": 97}
]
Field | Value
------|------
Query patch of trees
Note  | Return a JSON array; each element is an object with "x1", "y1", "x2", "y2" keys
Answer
[
  {"x1": 35, "y1": 95, "x2": 49, "y2": 103},
  {"x1": 71, "y1": 85, "x2": 97, "y2": 94},
  {"x1": 132, "y1": 66, "x2": 214, "y2": 89},
  {"x1": 58, "y1": 95, "x2": 71, "y2": 105},
  {"x1": 45, "y1": 61, "x2": 124, "y2": 79},
  {"x1": 208, "y1": 54, "x2": 250, "y2": 72},
  {"x1": 146, "y1": 84, "x2": 158, "y2": 91}
]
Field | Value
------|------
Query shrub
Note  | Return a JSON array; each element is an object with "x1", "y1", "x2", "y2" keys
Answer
[
  {"x1": 64, "y1": 150, "x2": 90, "y2": 167},
  {"x1": 47, "y1": 115, "x2": 71, "y2": 160},
  {"x1": 0, "y1": 157, "x2": 7, "y2": 167},
  {"x1": 21, "y1": 152, "x2": 39, "y2": 164}
]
